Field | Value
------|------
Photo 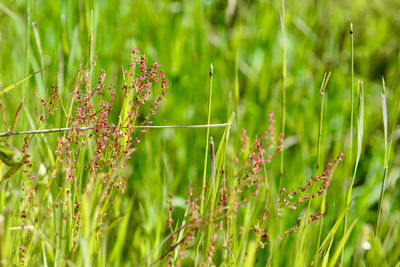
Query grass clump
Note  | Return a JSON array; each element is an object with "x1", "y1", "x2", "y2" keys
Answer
[
  {"x1": 1, "y1": 49, "x2": 167, "y2": 265},
  {"x1": 1, "y1": 1, "x2": 400, "y2": 266}
]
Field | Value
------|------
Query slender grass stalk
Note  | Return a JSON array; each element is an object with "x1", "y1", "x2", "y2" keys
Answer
[
  {"x1": 349, "y1": 23, "x2": 355, "y2": 170},
  {"x1": 376, "y1": 78, "x2": 400, "y2": 234},
  {"x1": 342, "y1": 23, "x2": 355, "y2": 265},
  {"x1": 296, "y1": 73, "x2": 331, "y2": 266},
  {"x1": 376, "y1": 77, "x2": 388, "y2": 236},
  {"x1": 0, "y1": 69, "x2": 44, "y2": 97},
  {"x1": 24, "y1": 69, "x2": 82, "y2": 264},
  {"x1": 230, "y1": 6, "x2": 241, "y2": 263},
  {"x1": 32, "y1": 22, "x2": 45, "y2": 86},
  {"x1": 0, "y1": 123, "x2": 228, "y2": 138},
  {"x1": 347, "y1": 80, "x2": 364, "y2": 205},
  {"x1": 279, "y1": 0, "x2": 286, "y2": 184},
  {"x1": 343, "y1": 80, "x2": 364, "y2": 265},
  {"x1": 310, "y1": 203, "x2": 351, "y2": 266},
  {"x1": 210, "y1": 137, "x2": 215, "y2": 196},
  {"x1": 88, "y1": 10, "x2": 94, "y2": 91},
  {"x1": 316, "y1": 72, "x2": 331, "y2": 171},
  {"x1": 328, "y1": 208, "x2": 365, "y2": 267},
  {"x1": 316, "y1": 72, "x2": 331, "y2": 248},
  {"x1": 234, "y1": 51, "x2": 240, "y2": 117},
  {"x1": 277, "y1": 3, "x2": 286, "y2": 264},
  {"x1": 262, "y1": 153, "x2": 279, "y2": 266},
  {"x1": 196, "y1": 63, "x2": 213, "y2": 266},
  {"x1": 24, "y1": 1, "x2": 31, "y2": 96},
  {"x1": 203, "y1": 113, "x2": 234, "y2": 263},
  {"x1": 200, "y1": 63, "x2": 213, "y2": 215}
]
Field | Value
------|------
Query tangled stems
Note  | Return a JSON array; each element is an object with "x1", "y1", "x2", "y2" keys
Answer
[{"x1": 19, "y1": 49, "x2": 168, "y2": 264}]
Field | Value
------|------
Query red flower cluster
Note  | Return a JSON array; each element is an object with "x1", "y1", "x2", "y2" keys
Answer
[{"x1": 19, "y1": 49, "x2": 168, "y2": 257}]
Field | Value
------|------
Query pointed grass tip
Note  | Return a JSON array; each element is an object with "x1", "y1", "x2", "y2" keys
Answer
[{"x1": 382, "y1": 76, "x2": 386, "y2": 94}]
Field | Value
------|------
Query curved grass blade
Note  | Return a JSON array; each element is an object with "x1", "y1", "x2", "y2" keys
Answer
[
  {"x1": 310, "y1": 204, "x2": 351, "y2": 266},
  {"x1": 199, "y1": 63, "x2": 214, "y2": 216},
  {"x1": 205, "y1": 112, "x2": 235, "y2": 206},
  {"x1": 346, "y1": 80, "x2": 364, "y2": 204},
  {"x1": 376, "y1": 77, "x2": 400, "y2": 235},
  {"x1": 204, "y1": 112, "x2": 235, "y2": 257},
  {"x1": 343, "y1": 80, "x2": 364, "y2": 264},
  {"x1": 0, "y1": 69, "x2": 44, "y2": 97},
  {"x1": 342, "y1": 24, "x2": 355, "y2": 264},
  {"x1": 328, "y1": 209, "x2": 364, "y2": 267}
]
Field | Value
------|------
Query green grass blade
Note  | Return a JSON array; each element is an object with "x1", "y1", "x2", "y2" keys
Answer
[
  {"x1": 347, "y1": 80, "x2": 364, "y2": 203},
  {"x1": 328, "y1": 209, "x2": 364, "y2": 267},
  {"x1": 342, "y1": 80, "x2": 363, "y2": 265},
  {"x1": 316, "y1": 72, "x2": 331, "y2": 171},
  {"x1": 311, "y1": 204, "x2": 351, "y2": 265},
  {"x1": 342, "y1": 24, "x2": 355, "y2": 265},
  {"x1": 316, "y1": 74, "x2": 332, "y2": 250},
  {"x1": 200, "y1": 63, "x2": 214, "y2": 215},
  {"x1": 298, "y1": 72, "x2": 332, "y2": 264},
  {"x1": 109, "y1": 201, "x2": 133, "y2": 263},
  {"x1": 0, "y1": 69, "x2": 43, "y2": 97},
  {"x1": 321, "y1": 239, "x2": 334, "y2": 267},
  {"x1": 279, "y1": 0, "x2": 287, "y2": 183},
  {"x1": 376, "y1": 77, "x2": 395, "y2": 235},
  {"x1": 204, "y1": 112, "x2": 235, "y2": 260},
  {"x1": 381, "y1": 77, "x2": 388, "y2": 167},
  {"x1": 205, "y1": 113, "x2": 235, "y2": 206},
  {"x1": 32, "y1": 21, "x2": 45, "y2": 87}
]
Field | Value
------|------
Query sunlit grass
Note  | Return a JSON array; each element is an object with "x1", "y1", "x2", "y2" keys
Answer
[{"x1": 1, "y1": 0, "x2": 400, "y2": 266}]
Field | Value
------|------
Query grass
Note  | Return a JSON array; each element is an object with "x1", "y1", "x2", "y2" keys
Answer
[{"x1": 1, "y1": 0, "x2": 400, "y2": 266}]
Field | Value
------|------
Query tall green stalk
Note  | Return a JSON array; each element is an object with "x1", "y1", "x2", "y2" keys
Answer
[
  {"x1": 343, "y1": 80, "x2": 364, "y2": 266},
  {"x1": 88, "y1": 10, "x2": 94, "y2": 92},
  {"x1": 200, "y1": 63, "x2": 213, "y2": 216},
  {"x1": 349, "y1": 23, "x2": 355, "y2": 168},
  {"x1": 316, "y1": 72, "x2": 331, "y2": 248},
  {"x1": 296, "y1": 73, "x2": 331, "y2": 266},
  {"x1": 24, "y1": 1, "x2": 31, "y2": 98},
  {"x1": 275, "y1": 2, "x2": 286, "y2": 265},
  {"x1": 280, "y1": 0, "x2": 286, "y2": 185},
  {"x1": 342, "y1": 23, "x2": 355, "y2": 265},
  {"x1": 195, "y1": 64, "x2": 213, "y2": 266},
  {"x1": 376, "y1": 78, "x2": 400, "y2": 235}
]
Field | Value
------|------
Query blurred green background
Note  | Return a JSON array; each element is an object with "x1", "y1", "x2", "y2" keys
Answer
[{"x1": 1, "y1": 0, "x2": 400, "y2": 265}]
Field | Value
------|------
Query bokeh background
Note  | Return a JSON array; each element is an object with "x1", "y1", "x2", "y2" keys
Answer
[{"x1": 1, "y1": 0, "x2": 400, "y2": 266}]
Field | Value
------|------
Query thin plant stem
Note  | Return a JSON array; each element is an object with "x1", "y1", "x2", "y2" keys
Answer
[
  {"x1": 0, "y1": 123, "x2": 228, "y2": 138},
  {"x1": 24, "y1": 69, "x2": 82, "y2": 264},
  {"x1": 376, "y1": 78, "x2": 400, "y2": 235},
  {"x1": 277, "y1": 3, "x2": 286, "y2": 264},
  {"x1": 316, "y1": 72, "x2": 331, "y2": 248},
  {"x1": 342, "y1": 23, "x2": 355, "y2": 265},
  {"x1": 200, "y1": 63, "x2": 214, "y2": 215},
  {"x1": 279, "y1": 0, "x2": 286, "y2": 185},
  {"x1": 349, "y1": 23, "x2": 355, "y2": 169},
  {"x1": 196, "y1": 63, "x2": 213, "y2": 266},
  {"x1": 296, "y1": 73, "x2": 331, "y2": 266},
  {"x1": 88, "y1": 10, "x2": 93, "y2": 92}
]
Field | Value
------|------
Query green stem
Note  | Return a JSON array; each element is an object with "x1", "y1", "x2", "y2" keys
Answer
[
  {"x1": 376, "y1": 83, "x2": 400, "y2": 235},
  {"x1": 342, "y1": 23, "x2": 354, "y2": 265},
  {"x1": 316, "y1": 72, "x2": 331, "y2": 249},
  {"x1": 200, "y1": 63, "x2": 213, "y2": 215},
  {"x1": 297, "y1": 73, "x2": 331, "y2": 266},
  {"x1": 279, "y1": 0, "x2": 286, "y2": 187},
  {"x1": 197, "y1": 63, "x2": 213, "y2": 266}
]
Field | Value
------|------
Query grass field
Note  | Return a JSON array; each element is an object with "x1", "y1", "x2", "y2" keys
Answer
[{"x1": 1, "y1": 0, "x2": 400, "y2": 266}]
